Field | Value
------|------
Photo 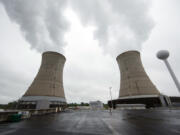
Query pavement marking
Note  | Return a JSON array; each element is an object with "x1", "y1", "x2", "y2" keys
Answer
[
  {"x1": 102, "y1": 119, "x2": 121, "y2": 135},
  {"x1": 75, "y1": 113, "x2": 86, "y2": 129}
]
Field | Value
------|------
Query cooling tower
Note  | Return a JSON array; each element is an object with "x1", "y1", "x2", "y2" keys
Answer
[
  {"x1": 19, "y1": 51, "x2": 66, "y2": 109},
  {"x1": 116, "y1": 51, "x2": 160, "y2": 97},
  {"x1": 107, "y1": 50, "x2": 172, "y2": 108}
]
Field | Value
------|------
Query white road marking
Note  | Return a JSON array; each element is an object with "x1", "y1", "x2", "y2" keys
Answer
[{"x1": 102, "y1": 119, "x2": 121, "y2": 135}]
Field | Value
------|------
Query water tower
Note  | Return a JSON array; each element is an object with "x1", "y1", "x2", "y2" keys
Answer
[{"x1": 157, "y1": 50, "x2": 180, "y2": 93}]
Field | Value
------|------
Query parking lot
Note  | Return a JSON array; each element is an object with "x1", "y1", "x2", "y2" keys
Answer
[{"x1": 1, "y1": 109, "x2": 180, "y2": 135}]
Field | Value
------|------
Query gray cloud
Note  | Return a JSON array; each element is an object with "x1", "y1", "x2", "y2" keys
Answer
[
  {"x1": 64, "y1": 51, "x2": 119, "y2": 103},
  {"x1": 0, "y1": 64, "x2": 32, "y2": 103},
  {"x1": 0, "y1": 0, "x2": 154, "y2": 56},
  {"x1": 0, "y1": 0, "x2": 69, "y2": 53},
  {"x1": 69, "y1": 0, "x2": 154, "y2": 56}
]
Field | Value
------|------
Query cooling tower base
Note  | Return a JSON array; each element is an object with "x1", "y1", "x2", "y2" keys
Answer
[
  {"x1": 18, "y1": 96, "x2": 66, "y2": 110},
  {"x1": 108, "y1": 95, "x2": 172, "y2": 109}
]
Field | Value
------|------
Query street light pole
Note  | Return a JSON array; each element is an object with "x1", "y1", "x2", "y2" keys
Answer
[{"x1": 109, "y1": 87, "x2": 113, "y2": 114}]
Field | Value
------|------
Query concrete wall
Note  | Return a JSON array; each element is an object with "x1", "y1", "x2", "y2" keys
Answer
[{"x1": 0, "y1": 109, "x2": 60, "y2": 122}]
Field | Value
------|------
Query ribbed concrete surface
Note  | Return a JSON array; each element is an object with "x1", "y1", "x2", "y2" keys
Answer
[
  {"x1": 24, "y1": 51, "x2": 66, "y2": 98},
  {"x1": 116, "y1": 51, "x2": 160, "y2": 97}
]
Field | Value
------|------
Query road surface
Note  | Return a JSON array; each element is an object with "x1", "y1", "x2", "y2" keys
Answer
[{"x1": 1, "y1": 109, "x2": 180, "y2": 135}]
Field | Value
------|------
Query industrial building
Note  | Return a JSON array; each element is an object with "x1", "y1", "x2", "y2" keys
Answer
[
  {"x1": 18, "y1": 51, "x2": 66, "y2": 110},
  {"x1": 89, "y1": 101, "x2": 104, "y2": 110},
  {"x1": 108, "y1": 51, "x2": 172, "y2": 108}
]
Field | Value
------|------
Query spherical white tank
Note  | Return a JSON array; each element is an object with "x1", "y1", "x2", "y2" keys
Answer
[{"x1": 157, "y1": 50, "x2": 169, "y2": 60}]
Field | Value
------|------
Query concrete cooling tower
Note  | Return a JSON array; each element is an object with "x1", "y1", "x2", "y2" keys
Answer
[
  {"x1": 108, "y1": 51, "x2": 172, "y2": 108},
  {"x1": 116, "y1": 51, "x2": 160, "y2": 97},
  {"x1": 19, "y1": 51, "x2": 66, "y2": 110}
]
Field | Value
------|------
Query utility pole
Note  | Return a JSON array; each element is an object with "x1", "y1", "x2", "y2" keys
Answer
[{"x1": 109, "y1": 87, "x2": 113, "y2": 115}]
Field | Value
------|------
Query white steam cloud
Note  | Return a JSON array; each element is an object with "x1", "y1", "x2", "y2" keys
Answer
[
  {"x1": 0, "y1": 0, "x2": 154, "y2": 56},
  {"x1": 0, "y1": 0, "x2": 69, "y2": 54},
  {"x1": 70, "y1": 0, "x2": 154, "y2": 56}
]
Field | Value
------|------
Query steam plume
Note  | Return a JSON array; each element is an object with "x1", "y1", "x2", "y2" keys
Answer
[
  {"x1": 0, "y1": 0, "x2": 69, "y2": 53},
  {"x1": 70, "y1": 0, "x2": 154, "y2": 56},
  {"x1": 1, "y1": 0, "x2": 154, "y2": 56}
]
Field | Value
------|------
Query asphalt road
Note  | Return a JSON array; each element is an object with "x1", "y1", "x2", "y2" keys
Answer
[{"x1": 1, "y1": 109, "x2": 180, "y2": 135}]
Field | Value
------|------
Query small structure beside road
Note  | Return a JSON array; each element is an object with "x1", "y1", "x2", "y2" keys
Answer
[
  {"x1": 0, "y1": 108, "x2": 61, "y2": 122},
  {"x1": 89, "y1": 101, "x2": 104, "y2": 110}
]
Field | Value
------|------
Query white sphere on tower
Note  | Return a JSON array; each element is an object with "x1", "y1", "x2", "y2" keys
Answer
[{"x1": 157, "y1": 50, "x2": 169, "y2": 60}]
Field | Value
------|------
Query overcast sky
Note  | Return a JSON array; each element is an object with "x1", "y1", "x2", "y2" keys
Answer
[{"x1": 0, "y1": 0, "x2": 180, "y2": 104}]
